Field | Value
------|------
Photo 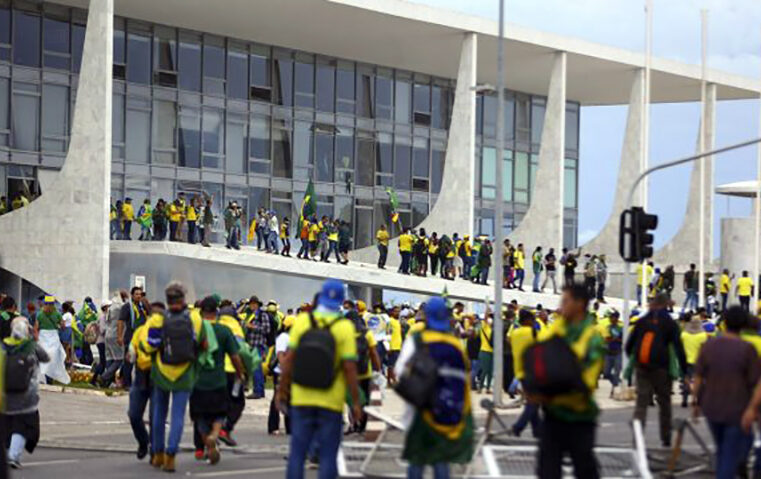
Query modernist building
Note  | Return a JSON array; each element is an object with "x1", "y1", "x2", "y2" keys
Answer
[{"x1": 0, "y1": 0, "x2": 757, "y2": 305}]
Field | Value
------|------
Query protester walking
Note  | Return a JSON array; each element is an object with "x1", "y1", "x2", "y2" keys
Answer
[
  {"x1": 737, "y1": 270, "x2": 755, "y2": 313},
  {"x1": 542, "y1": 248, "x2": 558, "y2": 294},
  {"x1": 626, "y1": 292, "x2": 687, "y2": 447},
  {"x1": 531, "y1": 246, "x2": 543, "y2": 293}
]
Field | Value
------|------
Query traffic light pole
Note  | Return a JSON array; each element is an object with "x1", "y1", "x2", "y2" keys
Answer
[{"x1": 622, "y1": 137, "x2": 761, "y2": 357}]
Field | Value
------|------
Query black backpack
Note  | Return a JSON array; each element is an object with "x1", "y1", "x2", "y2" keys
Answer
[
  {"x1": 4, "y1": 346, "x2": 35, "y2": 393},
  {"x1": 292, "y1": 314, "x2": 341, "y2": 389},
  {"x1": 522, "y1": 336, "x2": 586, "y2": 397},
  {"x1": 348, "y1": 313, "x2": 371, "y2": 376},
  {"x1": 161, "y1": 310, "x2": 197, "y2": 365},
  {"x1": 395, "y1": 334, "x2": 438, "y2": 408}
]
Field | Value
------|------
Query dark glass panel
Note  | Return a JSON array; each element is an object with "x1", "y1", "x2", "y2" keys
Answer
[
  {"x1": 227, "y1": 47, "x2": 248, "y2": 99},
  {"x1": 13, "y1": 11, "x2": 40, "y2": 67},
  {"x1": 315, "y1": 134, "x2": 333, "y2": 182},
  {"x1": 316, "y1": 61, "x2": 335, "y2": 113},
  {"x1": 43, "y1": 17, "x2": 69, "y2": 53},
  {"x1": 293, "y1": 120, "x2": 313, "y2": 180},
  {"x1": 431, "y1": 85, "x2": 448, "y2": 129},
  {"x1": 0, "y1": 5, "x2": 9, "y2": 44},
  {"x1": 178, "y1": 34, "x2": 201, "y2": 92},
  {"x1": 249, "y1": 116, "x2": 269, "y2": 160},
  {"x1": 71, "y1": 23, "x2": 84, "y2": 73},
  {"x1": 336, "y1": 63, "x2": 354, "y2": 114},
  {"x1": 412, "y1": 138, "x2": 428, "y2": 177},
  {"x1": 294, "y1": 59, "x2": 314, "y2": 108},
  {"x1": 376, "y1": 133, "x2": 392, "y2": 175},
  {"x1": 356, "y1": 68, "x2": 373, "y2": 118},
  {"x1": 127, "y1": 30, "x2": 151, "y2": 84},
  {"x1": 354, "y1": 207, "x2": 373, "y2": 248},
  {"x1": 178, "y1": 105, "x2": 201, "y2": 168},
  {"x1": 250, "y1": 47, "x2": 270, "y2": 87},
  {"x1": 155, "y1": 28, "x2": 177, "y2": 72},
  {"x1": 394, "y1": 76, "x2": 411, "y2": 124},
  {"x1": 356, "y1": 138, "x2": 374, "y2": 186},
  {"x1": 431, "y1": 147, "x2": 444, "y2": 194},
  {"x1": 273, "y1": 57, "x2": 293, "y2": 106},
  {"x1": 482, "y1": 95, "x2": 497, "y2": 138},
  {"x1": 272, "y1": 128, "x2": 292, "y2": 178},
  {"x1": 394, "y1": 136, "x2": 411, "y2": 190},
  {"x1": 113, "y1": 27, "x2": 125, "y2": 64},
  {"x1": 203, "y1": 41, "x2": 224, "y2": 79},
  {"x1": 375, "y1": 70, "x2": 392, "y2": 120}
]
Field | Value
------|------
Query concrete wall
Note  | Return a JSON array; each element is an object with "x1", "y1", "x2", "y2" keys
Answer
[
  {"x1": 0, "y1": 0, "x2": 113, "y2": 303},
  {"x1": 351, "y1": 32, "x2": 477, "y2": 267},
  {"x1": 582, "y1": 68, "x2": 644, "y2": 255},
  {"x1": 720, "y1": 217, "x2": 760, "y2": 275}
]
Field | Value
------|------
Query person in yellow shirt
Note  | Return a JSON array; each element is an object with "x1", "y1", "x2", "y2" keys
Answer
[
  {"x1": 636, "y1": 262, "x2": 654, "y2": 306},
  {"x1": 126, "y1": 322, "x2": 153, "y2": 459},
  {"x1": 308, "y1": 219, "x2": 320, "y2": 260},
  {"x1": 601, "y1": 311, "x2": 623, "y2": 398},
  {"x1": 680, "y1": 316, "x2": 708, "y2": 408},
  {"x1": 476, "y1": 315, "x2": 494, "y2": 393},
  {"x1": 428, "y1": 233, "x2": 440, "y2": 276},
  {"x1": 509, "y1": 310, "x2": 539, "y2": 437},
  {"x1": 398, "y1": 227, "x2": 414, "y2": 275},
  {"x1": 719, "y1": 269, "x2": 732, "y2": 312},
  {"x1": 386, "y1": 307, "x2": 403, "y2": 380},
  {"x1": 122, "y1": 197, "x2": 135, "y2": 240},
  {"x1": 376, "y1": 224, "x2": 390, "y2": 269},
  {"x1": 351, "y1": 312, "x2": 381, "y2": 434},
  {"x1": 276, "y1": 280, "x2": 360, "y2": 479},
  {"x1": 186, "y1": 197, "x2": 198, "y2": 244},
  {"x1": 737, "y1": 270, "x2": 755, "y2": 313},
  {"x1": 512, "y1": 244, "x2": 526, "y2": 291},
  {"x1": 168, "y1": 199, "x2": 183, "y2": 242},
  {"x1": 280, "y1": 217, "x2": 291, "y2": 257}
]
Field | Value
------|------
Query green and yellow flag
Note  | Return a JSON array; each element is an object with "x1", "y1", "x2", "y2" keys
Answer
[
  {"x1": 296, "y1": 179, "x2": 317, "y2": 238},
  {"x1": 385, "y1": 187, "x2": 399, "y2": 223}
]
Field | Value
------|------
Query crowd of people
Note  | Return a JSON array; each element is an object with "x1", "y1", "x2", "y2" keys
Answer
[
  {"x1": 0, "y1": 192, "x2": 32, "y2": 215},
  {"x1": 2, "y1": 274, "x2": 761, "y2": 476}
]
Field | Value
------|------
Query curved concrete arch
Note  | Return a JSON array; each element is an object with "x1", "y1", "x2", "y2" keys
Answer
[
  {"x1": 350, "y1": 32, "x2": 477, "y2": 266},
  {"x1": 0, "y1": 0, "x2": 113, "y2": 302},
  {"x1": 508, "y1": 51, "x2": 566, "y2": 252},
  {"x1": 582, "y1": 68, "x2": 644, "y2": 254},
  {"x1": 654, "y1": 83, "x2": 716, "y2": 267}
]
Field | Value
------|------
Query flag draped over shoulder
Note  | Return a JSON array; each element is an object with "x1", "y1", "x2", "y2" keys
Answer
[
  {"x1": 385, "y1": 187, "x2": 399, "y2": 223},
  {"x1": 297, "y1": 179, "x2": 317, "y2": 238}
]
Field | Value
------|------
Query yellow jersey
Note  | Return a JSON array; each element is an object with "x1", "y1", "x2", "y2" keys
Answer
[
  {"x1": 376, "y1": 229, "x2": 389, "y2": 246},
  {"x1": 358, "y1": 330, "x2": 378, "y2": 380},
  {"x1": 398, "y1": 234, "x2": 414, "y2": 253},
  {"x1": 479, "y1": 323, "x2": 493, "y2": 353},
  {"x1": 186, "y1": 206, "x2": 197, "y2": 222},
  {"x1": 289, "y1": 311, "x2": 357, "y2": 413},
  {"x1": 720, "y1": 274, "x2": 731, "y2": 294},
  {"x1": 514, "y1": 250, "x2": 525, "y2": 270},
  {"x1": 169, "y1": 204, "x2": 182, "y2": 222},
  {"x1": 738, "y1": 277, "x2": 754, "y2": 297},
  {"x1": 308, "y1": 223, "x2": 320, "y2": 242},
  {"x1": 509, "y1": 325, "x2": 536, "y2": 380},
  {"x1": 122, "y1": 203, "x2": 135, "y2": 221},
  {"x1": 388, "y1": 318, "x2": 403, "y2": 351},
  {"x1": 680, "y1": 331, "x2": 708, "y2": 365}
]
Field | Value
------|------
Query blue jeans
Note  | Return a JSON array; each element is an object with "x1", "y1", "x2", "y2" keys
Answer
[
  {"x1": 532, "y1": 269, "x2": 541, "y2": 291},
  {"x1": 682, "y1": 289, "x2": 698, "y2": 312},
  {"x1": 328, "y1": 241, "x2": 340, "y2": 262},
  {"x1": 603, "y1": 354, "x2": 622, "y2": 387},
  {"x1": 512, "y1": 402, "x2": 541, "y2": 438},
  {"x1": 514, "y1": 269, "x2": 524, "y2": 288},
  {"x1": 227, "y1": 225, "x2": 240, "y2": 249},
  {"x1": 470, "y1": 359, "x2": 480, "y2": 388},
  {"x1": 253, "y1": 345, "x2": 266, "y2": 396},
  {"x1": 479, "y1": 266, "x2": 490, "y2": 285},
  {"x1": 151, "y1": 388, "x2": 191, "y2": 456},
  {"x1": 256, "y1": 228, "x2": 265, "y2": 249},
  {"x1": 400, "y1": 251, "x2": 411, "y2": 274},
  {"x1": 267, "y1": 231, "x2": 278, "y2": 252},
  {"x1": 462, "y1": 257, "x2": 472, "y2": 279},
  {"x1": 298, "y1": 238, "x2": 309, "y2": 257},
  {"x1": 287, "y1": 407, "x2": 343, "y2": 479},
  {"x1": 708, "y1": 421, "x2": 752, "y2": 479},
  {"x1": 128, "y1": 370, "x2": 152, "y2": 448},
  {"x1": 123, "y1": 220, "x2": 132, "y2": 240},
  {"x1": 110, "y1": 219, "x2": 120, "y2": 239},
  {"x1": 408, "y1": 463, "x2": 450, "y2": 479}
]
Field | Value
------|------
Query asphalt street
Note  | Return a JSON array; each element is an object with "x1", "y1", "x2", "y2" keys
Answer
[{"x1": 8, "y1": 388, "x2": 716, "y2": 478}]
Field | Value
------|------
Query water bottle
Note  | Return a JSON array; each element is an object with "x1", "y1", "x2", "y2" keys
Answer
[{"x1": 231, "y1": 379, "x2": 243, "y2": 398}]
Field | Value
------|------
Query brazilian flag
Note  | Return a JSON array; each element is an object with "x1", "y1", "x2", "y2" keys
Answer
[
  {"x1": 385, "y1": 187, "x2": 400, "y2": 224},
  {"x1": 296, "y1": 179, "x2": 317, "y2": 238}
]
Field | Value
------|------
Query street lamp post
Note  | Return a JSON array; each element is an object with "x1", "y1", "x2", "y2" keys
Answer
[{"x1": 492, "y1": 0, "x2": 506, "y2": 406}]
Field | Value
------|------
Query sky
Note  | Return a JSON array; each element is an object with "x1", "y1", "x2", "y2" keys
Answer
[{"x1": 413, "y1": 0, "x2": 761, "y2": 255}]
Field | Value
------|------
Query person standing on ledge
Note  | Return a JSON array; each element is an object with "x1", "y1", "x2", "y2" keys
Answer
[{"x1": 737, "y1": 270, "x2": 755, "y2": 313}]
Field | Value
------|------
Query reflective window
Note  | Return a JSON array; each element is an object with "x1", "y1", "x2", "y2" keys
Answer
[
  {"x1": 249, "y1": 115, "x2": 269, "y2": 159},
  {"x1": 226, "y1": 113, "x2": 246, "y2": 174},
  {"x1": 356, "y1": 137, "x2": 374, "y2": 187},
  {"x1": 336, "y1": 62, "x2": 354, "y2": 114},
  {"x1": 249, "y1": 186, "x2": 270, "y2": 213},
  {"x1": 431, "y1": 85, "x2": 448, "y2": 130},
  {"x1": 375, "y1": 133, "x2": 392, "y2": 179},
  {"x1": 41, "y1": 83, "x2": 68, "y2": 152},
  {"x1": 294, "y1": 57, "x2": 314, "y2": 108},
  {"x1": 178, "y1": 105, "x2": 201, "y2": 168},
  {"x1": 14, "y1": 11, "x2": 40, "y2": 67},
  {"x1": 354, "y1": 206, "x2": 373, "y2": 248},
  {"x1": 154, "y1": 27, "x2": 177, "y2": 72},
  {"x1": 482, "y1": 95, "x2": 497, "y2": 138},
  {"x1": 250, "y1": 45, "x2": 271, "y2": 101},
  {"x1": 293, "y1": 120, "x2": 313, "y2": 180},
  {"x1": 504, "y1": 94, "x2": 515, "y2": 142},
  {"x1": 12, "y1": 86, "x2": 40, "y2": 151},
  {"x1": 126, "y1": 97, "x2": 150, "y2": 163},
  {"x1": 336, "y1": 128, "x2": 353, "y2": 189},
  {"x1": 394, "y1": 74, "x2": 411, "y2": 124},
  {"x1": 316, "y1": 60, "x2": 335, "y2": 113},
  {"x1": 503, "y1": 150, "x2": 513, "y2": 202},
  {"x1": 412, "y1": 201, "x2": 427, "y2": 228},
  {"x1": 227, "y1": 45, "x2": 248, "y2": 100},
  {"x1": 564, "y1": 161, "x2": 577, "y2": 208},
  {"x1": 375, "y1": 69, "x2": 392, "y2": 120},
  {"x1": 566, "y1": 103, "x2": 579, "y2": 152},
  {"x1": 113, "y1": 23, "x2": 125, "y2": 65},
  {"x1": 315, "y1": 133, "x2": 333, "y2": 182},
  {"x1": 202, "y1": 107, "x2": 224, "y2": 168},
  {"x1": 531, "y1": 97, "x2": 545, "y2": 151},
  {"x1": 481, "y1": 147, "x2": 496, "y2": 199},
  {"x1": 394, "y1": 136, "x2": 411, "y2": 190},
  {"x1": 112, "y1": 93, "x2": 125, "y2": 159},
  {"x1": 412, "y1": 138, "x2": 428, "y2": 178},
  {"x1": 71, "y1": 23, "x2": 84, "y2": 73},
  {"x1": 431, "y1": 145, "x2": 444, "y2": 194},
  {"x1": 356, "y1": 67, "x2": 373, "y2": 118},
  {"x1": 475, "y1": 95, "x2": 483, "y2": 135},
  {"x1": 414, "y1": 80, "x2": 430, "y2": 112},
  {"x1": 152, "y1": 100, "x2": 176, "y2": 165},
  {"x1": 178, "y1": 33, "x2": 201, "y2": 92},
  {"x1": 43, "y1": 17, "x2": 69, "y2": 69},
  {"x1": 203, "y1": 36, "x2": 225, "y2": 95},
  {"x1": 0, "y1": 78, "x2": 9, "y2": 137},
  {"x1": 127, "y1": 28, "x2": 151, "y2": 84},
  {"x1": 0, "y1": 5, "x2": 9, "y2": 46},
  {"x1": 514, "y1": 151, "x2": 529, "y2": 203},
  {"x1": 273, "y1": 55, "x2": 293, "y2": 106},
  {"x1": 272, "y1": 127, "x2": 292, "y2": 178},
  {"x1": 515, "y1": 94, "x2": 530, "y2": 146}
]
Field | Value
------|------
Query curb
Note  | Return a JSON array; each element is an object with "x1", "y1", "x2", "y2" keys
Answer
[{"x1": 39, "y1": 384, "x2": 127, "y2": 397}]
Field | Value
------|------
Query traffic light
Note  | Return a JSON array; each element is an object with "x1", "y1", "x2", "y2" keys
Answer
[{"x1": 619, "y1": 207, "x2": 658, "y2": 263}]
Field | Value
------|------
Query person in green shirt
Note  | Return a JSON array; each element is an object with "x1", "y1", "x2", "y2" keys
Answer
[
  {"x1": 0, "y1": 295, "x2": 19, "y2": 340},
  {"x1": 36, "y1": 301, "x2": 63, "y2": 331},
  {"x1": 73, "y1": 297, "x2": 99, "y2": 365},
  {"x1": 191, "y1": 297, "x2": 245, "y2": 465}
]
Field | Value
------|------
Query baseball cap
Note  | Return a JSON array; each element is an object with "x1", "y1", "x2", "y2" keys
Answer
[
  {"x1": 425, "y1": 297, "x2": 450, "y2": 332},
  {"x1": 43, "y1": 295, "x2": 56, "y2": 304},
  {"x1": 318, "y1": 279, "x2": 345, "y2": 312}
]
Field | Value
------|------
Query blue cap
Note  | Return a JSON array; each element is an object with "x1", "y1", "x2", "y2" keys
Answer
[
  {"x1": 318, "y1": 279, "x2": 345, "y2": 312},
  {"x1": 425, "y1": 297, "x2": 450, "y2": 332}
]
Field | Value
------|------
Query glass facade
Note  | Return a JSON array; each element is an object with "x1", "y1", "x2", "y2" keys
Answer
[
  {"x1": 474, "y1": 92, "x2": 580, "y2": 247},
  {"x1": 0, "y1": 0, "x2": 580, "y2": 248}
]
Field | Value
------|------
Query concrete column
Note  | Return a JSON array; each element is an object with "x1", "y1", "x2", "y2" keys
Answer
[
  {"x1": 655, "y1": 83, "x2": 716, "y2": 267},
  {"x1": 350, "y1": 32, "x2": 477, "y2": 266},
  {"x1": 582, "y1": 69, "x2": 644, "y2": 253},
  {"x1": 509, "y1": 51, "x2": 566, "y2": 256},
  {"x1": 0, "y1": 0, "x2": 113, "y2": 302}
]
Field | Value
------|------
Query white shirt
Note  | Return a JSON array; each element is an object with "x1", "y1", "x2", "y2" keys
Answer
[
  {"x1": 274, "y1": 331, "x2": 289, "y2": 374},
  {"x1": 269, "y1": 215, "x2": 279, "y2": 233},
  {"x1": 62, "y1": 312, "x2": 74, "y2": 328}
]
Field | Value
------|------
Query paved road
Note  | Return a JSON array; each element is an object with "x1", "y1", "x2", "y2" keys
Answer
[{"x1": 10, "y1": 388, "x2": 715, "y2": 478}]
